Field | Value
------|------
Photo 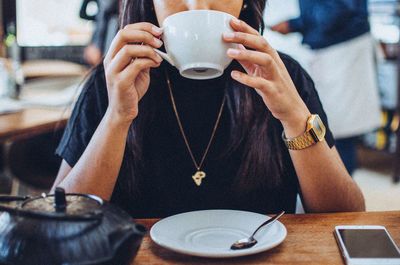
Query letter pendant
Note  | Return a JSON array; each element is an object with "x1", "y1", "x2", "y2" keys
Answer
[{"x1": 192, "y1": 171, "x2": 206, "y2": 186}]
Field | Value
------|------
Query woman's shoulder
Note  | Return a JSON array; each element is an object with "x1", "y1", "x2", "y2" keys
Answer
[
  {"x1": 55, "y1": 63, "x2": 108, "y2": 167},
  {"x1": 67, "y1": 63, "x2": 108, "y2": 129}
]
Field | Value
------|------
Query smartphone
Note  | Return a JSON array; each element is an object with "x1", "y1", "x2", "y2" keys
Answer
[{"x1": 334, "y1": 225, "x2": 400, "y2": 265}]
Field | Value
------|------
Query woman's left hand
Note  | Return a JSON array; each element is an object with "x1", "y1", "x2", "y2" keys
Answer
[{"x1": 223, "y1": 18, "x2": 310, "y2": 137}]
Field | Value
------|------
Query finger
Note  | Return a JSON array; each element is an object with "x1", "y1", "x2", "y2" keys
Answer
[
  {"x1": 123, "y1": 22, "x2": 163, "y2": 36},
  {"x1": 105, "y1": 25, "x2": 163, "y2": 64},
  {"x1": 108, "y1": 44, "x2": 162, "y2": 73},
  {"x1": 223, "y1": 31, "x2": 275, "y2": 54},
  {"x1": 229, "y1": 17, "x2": 260, "y2": 36},
  {"x1": 227, "y1": 45, "x2": 257, "y2": 74},
  {"x1": 224, "y1": 33, "x2": 285, "y2": 71},
  {"x1": 119, "y1": 58, "x2": 160, "y2": 90},
  {"x1": 227, "y1": 48, "x2": 278, "y2": 75},
  {"x1": 231, "y1": 70, "x2": 272, "y2": 93},
  {"x1": 232, "y1": 45, "x2": 262, "y2": 75},
  {"x1": 107, "y1": 29, "x2": 163, "y2": 59},
  {"x1": 225, "y1": 18, "x2": 280, "y2": 59}
]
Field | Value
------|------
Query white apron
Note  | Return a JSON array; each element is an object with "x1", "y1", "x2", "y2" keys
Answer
[{"x1": 307, "y1": 33, "x2": 381, "y2": 139}]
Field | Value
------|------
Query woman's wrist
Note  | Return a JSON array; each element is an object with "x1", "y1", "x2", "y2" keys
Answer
[
  {"x1": 104, "y1": 107, "x2": 134, "y2": 132},
  {"x1": 281, "y1": 110, "x2": 311, "y2": 139}
]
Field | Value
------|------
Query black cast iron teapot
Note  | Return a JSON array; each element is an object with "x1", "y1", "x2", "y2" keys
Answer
[{"x1": 0, "y1": 188, "x2": 147, "y2": 265}]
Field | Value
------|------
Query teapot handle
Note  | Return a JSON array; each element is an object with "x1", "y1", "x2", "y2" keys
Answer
[{"x1": 0, "y1": 195, "x2": 103, "y2": 221}]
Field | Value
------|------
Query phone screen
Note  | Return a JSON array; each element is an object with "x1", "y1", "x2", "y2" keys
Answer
[{"x1": 338, "y1": 229, "x2": 400, "y2": 258}]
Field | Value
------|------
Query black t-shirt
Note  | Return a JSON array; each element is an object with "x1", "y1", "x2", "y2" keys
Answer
[{"x1": 56, "y1": 53, "x2": 334, "y2": 218}]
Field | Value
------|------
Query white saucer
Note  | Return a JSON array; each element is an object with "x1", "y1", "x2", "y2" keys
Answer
[{"x1": 150, "y1": 209, "x2": 287, "y2": 258}]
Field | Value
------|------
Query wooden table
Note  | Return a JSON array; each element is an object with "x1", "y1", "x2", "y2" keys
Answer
[
  {"x1": 133, "y1": 211, "x2": 400, "y2": 265},
  {"x1": 0, "y1": 107, "x2": 69, "y2": 143},
  {"x1": 0, "y1": 107, "x2": 70, "y2": 194}
]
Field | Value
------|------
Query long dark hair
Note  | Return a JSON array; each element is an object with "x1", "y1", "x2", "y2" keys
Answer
[{"x1": 117, "y1": 0, "x2": 285, "y2": 196}]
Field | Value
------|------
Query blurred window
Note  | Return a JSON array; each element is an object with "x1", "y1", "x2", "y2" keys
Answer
[{"x1": 16, "y1": 0, "x2": 93, "y2": 46}]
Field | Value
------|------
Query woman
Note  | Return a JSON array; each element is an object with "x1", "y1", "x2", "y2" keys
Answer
[{"x1": 52, "y1": 0, "x2": 365, "y2": 218}]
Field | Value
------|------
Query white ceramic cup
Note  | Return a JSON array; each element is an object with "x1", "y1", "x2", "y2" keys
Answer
[{"x1": 154, "y1": 10, "x2": 237, "y2": 80}]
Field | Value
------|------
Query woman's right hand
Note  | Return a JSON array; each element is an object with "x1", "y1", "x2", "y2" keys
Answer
[{"x1": 103, "y1": 23, "x2": 163, "y2": 124}]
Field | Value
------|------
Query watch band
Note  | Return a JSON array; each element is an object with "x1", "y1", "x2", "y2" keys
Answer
[
  {"x1": 282, "y1": 114, "x2": 326, "y2": 150},
  {"x1": 282, "y1": 131, "x2": 316, "y2": 150}
]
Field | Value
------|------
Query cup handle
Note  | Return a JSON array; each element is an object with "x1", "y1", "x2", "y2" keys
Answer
[{"x1": 154, "y1": 49, "x2": 175, "y2": 66}]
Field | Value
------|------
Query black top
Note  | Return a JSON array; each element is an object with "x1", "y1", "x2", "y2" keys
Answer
[{"x1": 56, "y1": 53, "x2": 334, "y2": 218}]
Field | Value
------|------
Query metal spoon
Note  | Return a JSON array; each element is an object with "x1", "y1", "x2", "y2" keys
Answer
[{"x1": 230, "y1": 210, "x2": 285, "y2": 250}]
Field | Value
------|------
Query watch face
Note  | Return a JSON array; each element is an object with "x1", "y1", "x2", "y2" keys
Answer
[{"x1": 310, "y1": 115, "x2": 326, "y2": 141}]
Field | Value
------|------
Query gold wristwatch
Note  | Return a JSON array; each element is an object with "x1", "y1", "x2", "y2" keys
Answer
[{"x1": 282, "y1": 114, "x2": 326, "y2": 150}]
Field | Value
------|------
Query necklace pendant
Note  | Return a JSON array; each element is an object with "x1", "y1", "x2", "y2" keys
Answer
[{"x1": 192, "y1": 171, "x2": 206, "y2": 186}]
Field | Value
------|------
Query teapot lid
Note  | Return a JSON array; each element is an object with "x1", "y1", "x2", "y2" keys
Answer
[{"x1": 19, "y1": 188, "x2": 103, "y2": 220}]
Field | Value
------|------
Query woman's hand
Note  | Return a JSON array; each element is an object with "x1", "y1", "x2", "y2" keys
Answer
[
  {"x1": 222, "y1": 18, "x2": 310, "y2": 137},
  {"x1": 103, "y1": 23, "x2": 163, "y2": 124}
]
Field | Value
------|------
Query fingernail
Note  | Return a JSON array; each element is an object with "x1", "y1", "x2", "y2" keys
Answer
[
  {"x1": 154, "y1": 37, "x2": 163, "y2": 47},
  {"x1": 231, "y1": 71, "x2": 240, "y2": 79},
  {"x1": 156, "y1": 54, "x2": 163, "y2": 63},
  {"x1": 227, "y1": 48, "x2": 240, "y2": 56},
  {"x1": 223, "y1": 32, "x2": 235, "y2": 40},
  {"x1": 232, "y1": 18, "x2": 241, "y2": 25},
  {"x1": 152, "y1": 26, "x2": 163, "y2": 34}
]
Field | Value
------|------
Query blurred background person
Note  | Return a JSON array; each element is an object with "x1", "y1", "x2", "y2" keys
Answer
[
  {"x1": 80, "y1": 0, "x2": 119, "y2": 66},
  {"x1": 270, "y1": 0, "x2": 382, "y2": 175}
]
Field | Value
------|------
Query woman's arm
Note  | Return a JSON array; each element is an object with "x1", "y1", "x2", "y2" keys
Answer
[
  {"x1": 223, "y1": 18, "x2": 365, "y2": 212},
  {"x1": 287, "y1": 131, "x2": 365, "y2": 212},
  {"x1": 51, "y1": 109, "x2": 131, "y2": 199},
  {"x1": 51, "y1": 23, "x2": 163, "y2": 200}
]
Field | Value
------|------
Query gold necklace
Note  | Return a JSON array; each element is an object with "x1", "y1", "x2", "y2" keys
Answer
[{"x1": 165, "y1": 72, "x2": 226, "y2": 186}]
